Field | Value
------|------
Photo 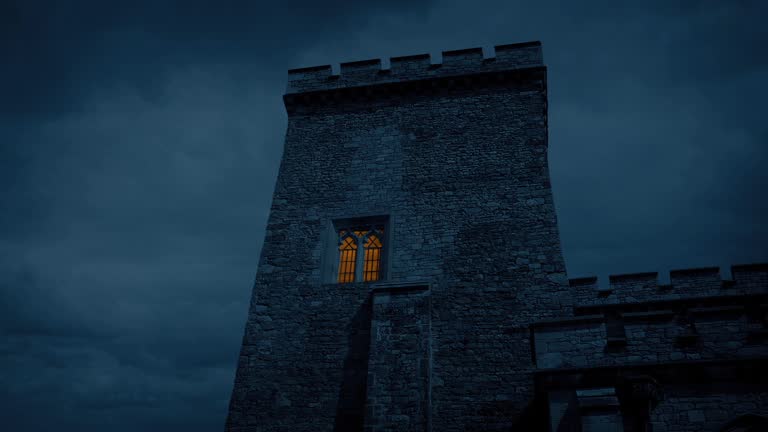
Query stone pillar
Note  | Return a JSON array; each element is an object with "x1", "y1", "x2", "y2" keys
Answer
[{"x1": 364, "y1": 283, "x2": 431, "y2": 432}]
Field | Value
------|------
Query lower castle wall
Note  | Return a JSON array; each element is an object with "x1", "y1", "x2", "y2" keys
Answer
[
  {"x1": 544, "y1": 386, "x2": 768, "y2": 432},
  {"x1": 535, "y1": 275, "x2": 768, "y2": 432},
  {"x1": 650, "y1": 388, "x2": 768, "y2": 432},
  {"x1": 571, "y1": 264, "x2": 768, "y2": 308},
  {"x1": 534, "y1": 310, "x2": 768, "y2": 370}
]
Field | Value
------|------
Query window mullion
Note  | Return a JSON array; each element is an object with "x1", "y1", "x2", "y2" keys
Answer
[{"x1": 355, "y1": 235, "x2": 365, "y2": 282}]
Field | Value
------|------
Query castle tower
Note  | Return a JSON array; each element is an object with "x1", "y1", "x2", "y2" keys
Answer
[{"x1": 225, "y1": 41, "x2": 573, "y2": 431}]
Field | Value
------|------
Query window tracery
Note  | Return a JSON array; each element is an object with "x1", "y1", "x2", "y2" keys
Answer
[{"x1": 335, "y1": 223, "x2": 385, "y2": 283}]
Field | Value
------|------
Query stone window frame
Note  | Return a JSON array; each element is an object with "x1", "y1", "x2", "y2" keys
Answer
[{"x1": 321, "y1": 214, "x2": 392, "y2": 284}]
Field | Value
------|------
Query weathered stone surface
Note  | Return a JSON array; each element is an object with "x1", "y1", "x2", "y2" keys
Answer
[{"x1": 365, "y1": 285, "x2": 431, "y2": 431}]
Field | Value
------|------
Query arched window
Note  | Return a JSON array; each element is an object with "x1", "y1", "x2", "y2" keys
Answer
[
  {"x1": 335, "y1": 223, "x2": 385, "y2": 283},
  {"x1": 337, "y1": 232, "x2": 358, "y2": 283},
  {"x1": 363, "y1": 233, "x2": 383, "y2": 282}
]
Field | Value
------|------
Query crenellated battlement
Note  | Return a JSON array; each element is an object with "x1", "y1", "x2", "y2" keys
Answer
[
  {"x1": 536, "y1": 263, "x2": 768, "y2": 371},
  {"x1": 570, "y1": 263, "x2": 768, "y2": 310},
  {"x1": 285, "y1": 41, "x2": 543, "y2": 95}
]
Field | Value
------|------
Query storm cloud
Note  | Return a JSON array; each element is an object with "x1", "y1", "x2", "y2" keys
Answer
[{"x1": 1, "y1": 1, "x2": 766, "y2": 430}]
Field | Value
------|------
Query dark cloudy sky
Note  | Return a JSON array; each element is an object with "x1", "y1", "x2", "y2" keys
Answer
[{"x1": 1, "y1": 1, "x2": 766, "y2": 430}]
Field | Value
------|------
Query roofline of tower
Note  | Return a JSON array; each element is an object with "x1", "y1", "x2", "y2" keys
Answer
[{"x1": 284, "y1": 41, "x2": 544, "y2": 97}]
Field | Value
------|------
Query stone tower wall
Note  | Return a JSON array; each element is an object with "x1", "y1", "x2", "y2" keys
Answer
[{"x1": 225, "y1": 41, "x2": 572, "y2": 431}]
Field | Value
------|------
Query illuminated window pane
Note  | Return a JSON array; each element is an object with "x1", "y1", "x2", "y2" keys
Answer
[
  {"x1": 363, "y1": 233, "x2": 383, "y2": 282},
  {"x1": 334, "y1": 222, "x2": 385, "y2": 283},
  {"x1": 337, "y1": 235, "x2": 357, "y2": 283}
]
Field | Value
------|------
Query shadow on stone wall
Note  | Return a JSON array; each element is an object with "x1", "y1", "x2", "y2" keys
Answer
[
  {"x1": 511, "y1": 395, "x2": 550, "y2": 431},
  {"x1": 333, "y1": 298, "x2": 373, "y2": 431}
]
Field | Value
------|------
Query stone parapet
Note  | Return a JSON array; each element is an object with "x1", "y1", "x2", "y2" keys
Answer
[
  {"x1": 570, "y1": 263, "x2": 768, "y2": 308},
  {"x1": 286, "y1": 41, "x2": 543, "y2": 95}
]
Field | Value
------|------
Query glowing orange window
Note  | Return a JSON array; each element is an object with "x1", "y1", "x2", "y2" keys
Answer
[
  {"x1": 363, "y1": 233, "x2": 383, "y2": 281},
  {"x1": 337, "y1": 232, "x2": 358, "y2": 283},
  {"x1": 336, "y1": 225, "x2": 385, "y2": 283}
]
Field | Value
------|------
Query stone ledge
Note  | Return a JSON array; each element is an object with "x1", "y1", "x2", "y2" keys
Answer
[{"x1": 370, "y1": 280, "x2": 430, "y2": 294}]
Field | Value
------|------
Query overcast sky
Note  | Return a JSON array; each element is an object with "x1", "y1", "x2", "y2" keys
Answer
[{"x1": 1, "y1": 1, "x2": 766, "y2": 430}]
